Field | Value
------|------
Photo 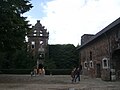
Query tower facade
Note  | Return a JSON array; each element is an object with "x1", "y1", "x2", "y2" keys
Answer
[{"x1": 27, "y1": 20, "x2": 49, "y2": 69}]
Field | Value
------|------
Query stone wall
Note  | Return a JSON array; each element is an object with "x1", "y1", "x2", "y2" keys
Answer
[{"x1": 79, "y1": 22, "x2": 120, "y2": 80}]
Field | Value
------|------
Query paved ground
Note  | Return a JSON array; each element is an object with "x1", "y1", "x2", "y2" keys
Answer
[{"x1": 0, "y1": 75, "x2": 120, "y2": 90}]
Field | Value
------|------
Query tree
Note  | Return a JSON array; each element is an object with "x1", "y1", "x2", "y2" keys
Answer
[
  {"x1": 11, "y1": 45, "x2": 36, "y2": 69},
  {"x1": 48, "y1": 44, "x2": 79, "y2": 69},
  {"x1": 0, "y1": 0, "x2": 32, "y2": 52},
  {"x1": 0, "y1": 0, "x2": 32, "y2": 69}
]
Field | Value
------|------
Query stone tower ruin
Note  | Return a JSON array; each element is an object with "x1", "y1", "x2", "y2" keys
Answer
[{"x1": 27, "y1": 20, "x2": 49, "y2": 69}]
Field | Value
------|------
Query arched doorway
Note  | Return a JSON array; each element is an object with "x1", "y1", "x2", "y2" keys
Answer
[
  {"x1": 112, "y1": 48, "x2": 120, "y2": 80},
  {"x1": 39, "y1": 63, "x2": 43, "y2": 69}
]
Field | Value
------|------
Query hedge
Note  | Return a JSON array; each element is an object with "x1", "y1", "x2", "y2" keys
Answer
[
  {"x1": 45, "y1": 69, "x2": 72, "y2": 75},
  {"x1": 0, "y1": 69, "x2": 72, "y2": 75},
  {"x1": 0, "y1": 69, "x2": 32, "y2": 74}
]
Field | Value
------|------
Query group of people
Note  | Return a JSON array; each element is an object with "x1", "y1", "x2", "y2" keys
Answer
[
  {"x1": 31, "y1": 64, "x2": 82, "y2": 83},
  {"x1": 31, "y1": 67, "x2": 45, "y2": 77},
  {"x1": 71, "y1": 65, "x2": 82, "y2": 83}
]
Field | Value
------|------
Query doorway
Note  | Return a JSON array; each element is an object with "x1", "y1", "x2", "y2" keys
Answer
[
  {"x1": 96, "y1": 63, "x2": 101, "y2": 78},
  {"x1": 112, "y1": 49, "x2": 120, "y2": 80}
]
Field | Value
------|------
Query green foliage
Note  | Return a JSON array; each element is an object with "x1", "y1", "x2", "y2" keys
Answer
[
  {"x1": 45, "y1": 69, "x2": 72, "y2": 75},
  {"x1": 0, "y1": 44, "x2": 35, "y2": 69},
  {"x1": 0, "y1": 0, "x2": 32, "y2": 52},
  {"x1": 0, "y1": 69, "x2": 32, "y2": 74},
  {"x1": 44, "y1": 58, "x2": 56, "y2": 69},
  {"x1": 11, "y1": 47, "x2": 36, "y2": 69},
  {"x1": 46, "y1": 44, "x2": 79, "y2": 69},
  {"x1": 0, "y1": 0, "x2": 33, "y2": 69},
  {"x1": 0, "y1": 69, "x2": 71, "y2": 75}
]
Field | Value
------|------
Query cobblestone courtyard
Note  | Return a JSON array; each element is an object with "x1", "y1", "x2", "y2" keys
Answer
[{"x1": 0, "y1": 75, "x2": 120, "y2": 90}]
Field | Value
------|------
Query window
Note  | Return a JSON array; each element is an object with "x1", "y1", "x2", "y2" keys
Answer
[
  {"x1": 40, "y1": 34, "x2": 43, "y2": 36},
  {"x1": 31, "y1": 45, "x2": 34, "y2": 48},
  {"x1": 34, "y1": 30, "x2": 36, "y2": 33},
  {"x1": 102, "y1": 58, "x2": 109, "y2": 69},
  {"x1": 33, "y1": 30, "x2": 37, "y2": 36},
  {"x1": 104, "y1": 60, "x2": 107, "y2": 67},
  {"x1": 40, "y1": 30, "x2": 42, "y2": 33},
  {"x1": 40, "y1": 41, "x2": 43, "y2": 45},
  {"x1": 90, "y1": 51, "x2": 92, "y2": 60},
  {"x1": 31, "y1": 41, "x2": 35, "y2": 49},
  {"x1": 33, "y1": 34, "x2": 36, "y2": 36},
  {"x1": 39, "y1": 53, "x2": 44, "y2": 59},
  {"x1": 84, "y1": 61, "x2": 87, "y2": 69},
  {"x1": 89, "y1": 61, "x2": 94, "y2": 68}
]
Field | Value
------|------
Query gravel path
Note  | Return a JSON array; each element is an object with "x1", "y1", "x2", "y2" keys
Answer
[{"x1": 0, "y1": 75, "x2": 120, "y2": 90}]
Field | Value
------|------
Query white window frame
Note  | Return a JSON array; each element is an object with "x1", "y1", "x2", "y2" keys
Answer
[
  {"x1": 89, "y1": 60, "x2": 94, "y2": 68},
  {"x1": 102, "y1": 58, "x2": 109, "y2": 69}
]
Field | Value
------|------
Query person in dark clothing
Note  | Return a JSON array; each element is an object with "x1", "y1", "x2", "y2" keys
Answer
[
  {"x1": 74, "y1": 65, "x2": 82, "y2": 82},
  {"x1": 71, "y1": 67, "x2": 76, "y2": 83}
]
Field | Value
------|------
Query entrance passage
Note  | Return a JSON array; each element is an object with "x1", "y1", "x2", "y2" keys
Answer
[
  {"x1": 96, "y1": 64, "x2": 101, "y2": 78},
  {"x1": 39, "y1": 64, "x2": 43, "y2": 69},
  {"x1": 112, "y1": 49, "x2": 120, "y2": 80}
]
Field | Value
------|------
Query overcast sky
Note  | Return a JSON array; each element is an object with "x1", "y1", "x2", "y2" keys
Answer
[{"x1": 24, "y1": 0, "x2": 120, "y2": 46}]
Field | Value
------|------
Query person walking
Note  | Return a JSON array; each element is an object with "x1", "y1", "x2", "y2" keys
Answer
[
  {"x1": 74, "y1": 65, "x2": 82, "y2": 82},
  {"x1": 71, "y1": 67, "x2": 76, "y2": 83}
]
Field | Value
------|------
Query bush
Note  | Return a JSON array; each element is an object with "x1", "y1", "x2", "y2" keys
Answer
[
  {"x1": 0, "y1": 69, "x2": 72, "y2": 75},
  {"x1": 0, "y1": 69, "x2": 32, "y2": 74},
  {"x1": 45, "y1": 69, "x2": 72, "y2": 75}
]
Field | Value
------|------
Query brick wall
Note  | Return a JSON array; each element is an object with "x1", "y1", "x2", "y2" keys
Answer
[{"x1": 79, "y1": 22, "x2": 120, "y2": 80}]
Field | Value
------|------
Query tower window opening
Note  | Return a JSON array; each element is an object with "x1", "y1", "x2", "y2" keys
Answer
[
  {"x1": 31, "y1": 41, "x2": 35, "y2": 49},
  {"x1": 33, "y1": 34, "x2": 36, "y2": 36},
  {"x1": 40, "y1": 30, "x2": 42, "y2": 33},
  {"x1": 40, "y1": 34, "x2": 43, "y2": 36},
  {"x1": 40, "y1": 41, "x2": 43, "y2": 45},
  {"x1": 34, "y1": 30, "x2": 36, "y2": 33}
]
